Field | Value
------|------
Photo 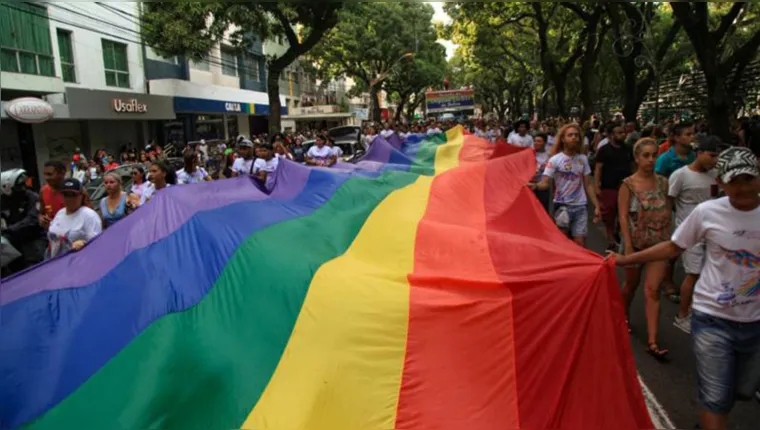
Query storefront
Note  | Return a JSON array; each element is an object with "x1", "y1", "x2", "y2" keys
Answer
[
  {"x1": 173, "y1": 97, "x2": 288, "y2": 142},
  {"x1": 33, "y1": 89, "x2": 174, "y2": 179}
]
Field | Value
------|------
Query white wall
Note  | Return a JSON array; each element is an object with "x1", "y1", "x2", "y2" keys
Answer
[
  {"x1": 48, "y1": 2, "x2": 146, "y2": 92},
  {"x1": 236, "y1": 115, "x2": 250, "y2": 137},
  {"x1": 150, "y1": 78, "x2": 284, "y2": 105},
  {"x1": 187, "y1": 44, "x2": 240, "y2": 89}
]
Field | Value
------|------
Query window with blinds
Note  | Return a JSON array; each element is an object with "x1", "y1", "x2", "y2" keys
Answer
[
  {"x1": 244, "y1": 54, "x2": 259, "y2": 81},
  {"x1": 0, "y1": 2, "x2": 55, "y2": 76},
  {"x1": 56, "y1": 29, "x2": 75, "y2": 82},
  {"x1": 101, "y1": 39, "x2": 129, "y2": 88},
  {"x1": 221, "y1": 46, "x2": 238, "y2": 77}
]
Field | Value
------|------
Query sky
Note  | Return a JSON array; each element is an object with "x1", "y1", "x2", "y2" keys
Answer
[{"x1": 428, "y1": 2, "x2": 458, "y2": 60}]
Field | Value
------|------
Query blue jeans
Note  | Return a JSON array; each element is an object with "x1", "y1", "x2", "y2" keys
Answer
[
  {"x1": 553, "y1": 204, "x2": 588, "y2": 238},
  {"x1": 692, "y1": 310, "x2": 760, "y2": 414}
]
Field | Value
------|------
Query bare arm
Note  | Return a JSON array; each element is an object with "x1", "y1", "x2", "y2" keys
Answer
[
  {"x1": 614, "y1": 241, "x2": 684, "y2": 266},
  {"x1": 584, "y1": 175, "x2": 600, "y2": 209},
  {"x1": 594, "y1": 162, "x2": 603, "y2": 195},
  {"x1": 618, "y1": 182, "x2": 633, "y2": 253}
]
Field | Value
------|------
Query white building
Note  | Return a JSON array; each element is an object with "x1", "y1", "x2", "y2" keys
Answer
[{"x1": 1, "y1": 2, "x2": 175, "y2": 184}]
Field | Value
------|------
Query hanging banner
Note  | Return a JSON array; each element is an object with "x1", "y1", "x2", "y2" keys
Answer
[{"x1": 425, "y1": 89, "x2": 475, "y2": 114}]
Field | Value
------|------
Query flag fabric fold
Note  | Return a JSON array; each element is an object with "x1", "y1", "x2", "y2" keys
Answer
[{"x1": 0, "y1": 126, "x2": 652, "y2": 430}]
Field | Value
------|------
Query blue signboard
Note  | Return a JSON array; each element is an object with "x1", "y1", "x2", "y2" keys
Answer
[{"x1": 173, "y1": 97, "x2": 287, "y2": 116}]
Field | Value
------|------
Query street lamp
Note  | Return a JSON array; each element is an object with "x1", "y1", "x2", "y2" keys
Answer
[{"x1": 370, "y1": 52, "x2": 415, "y2": 87}]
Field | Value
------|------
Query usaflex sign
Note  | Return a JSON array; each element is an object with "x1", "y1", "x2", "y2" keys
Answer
[
  {"x1": 173, "y1": 97, "x2": 287, "y2": 116},
  {"x1": 425, "y1": 89, "x2": 475, "y2": 114}
]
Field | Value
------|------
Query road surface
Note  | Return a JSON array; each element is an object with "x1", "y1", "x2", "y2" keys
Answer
[{"x1": 585, "y1": 220, "x2": 760, "y2": 429}]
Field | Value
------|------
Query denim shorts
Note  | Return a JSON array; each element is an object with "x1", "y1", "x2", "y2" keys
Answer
[
  {"x1": 692, "y1": 310, "x2": 760, "y2": 414},
  {"x1": 554, "y1": 204, "x2": 588, "y2": 238}
]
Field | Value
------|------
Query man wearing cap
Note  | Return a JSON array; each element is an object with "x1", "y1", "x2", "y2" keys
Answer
[
  {"x1": 45, "y1": 179, "x2": 102, "y2": 260},
  {"x1": 231, "y1": 139, "x2": 255, "y2": 177},
  {"x1": 668, "y1": 135, "x2": 721, "y2": 334},
  {"x1": 610, "y1": 147, "x2": 760, "y2": 430}
]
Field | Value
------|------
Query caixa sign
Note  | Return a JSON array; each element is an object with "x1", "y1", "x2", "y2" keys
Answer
[
  {"x1": 225, "y1": 102, "x2": 242, "y2": 112},
  {"x1": 4, "y1": 97, "x2": 54, "y2": 124},
  {"x1": 113, "y1": 99, "x2": 148, "y2": 113}
]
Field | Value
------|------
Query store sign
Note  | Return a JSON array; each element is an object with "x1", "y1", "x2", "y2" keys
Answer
[
  {"x1": 225, "y1": 102, "x2": 242, "y2": 112},
  {"x1": 112, "y1": 99, "x2": 148, "y2": 114},
  {"x1": 4, "y1": 97, "x2": 54, "y2": 123}
]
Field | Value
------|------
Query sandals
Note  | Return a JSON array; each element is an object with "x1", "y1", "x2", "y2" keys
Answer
[{"x1": 647, "y1": 343, "x2": 669, "y2": 361}]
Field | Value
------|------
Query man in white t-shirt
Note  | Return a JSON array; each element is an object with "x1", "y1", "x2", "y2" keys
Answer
[
  {"x1": 305, "y1": 135, "x2": 336, "y2": 167},
  {"x1": 669, "y1": 135, "x2": 720, "y2": 334},
  {"x1": 611, "y1": 147, "x2": 760, "y2": 430},
  {"x1": 507, "y1": 120, "x2": 534, "y2": 148},
  {"x1": 231, "y1": 139, "x2": 255, "y2": 176},
  {"x1": 380, "y1": 123, "x2": 395, "y2": 138},
  {"x1": 252, "y1": 143, "x2": 279, "y2": 190}
]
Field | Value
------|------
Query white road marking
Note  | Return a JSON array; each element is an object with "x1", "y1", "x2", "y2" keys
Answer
[{"x1": 639, "y1": 374, "x2": 676, "y2": 429}]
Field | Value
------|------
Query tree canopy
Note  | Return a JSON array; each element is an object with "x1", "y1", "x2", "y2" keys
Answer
[
  {"x1": 142, "y1": 2, "x2": 342, "y2": 135},
  {"x1": 445, "y1": 1, "x2": 760, "y2": 137},
  {"x1": 307, "y1": 2, "x2": 446, "y2": 122}
]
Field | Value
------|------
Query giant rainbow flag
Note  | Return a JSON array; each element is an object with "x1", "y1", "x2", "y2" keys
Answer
[{"x1": 0, "y1": 127, "x2": 652, "y2": 429}]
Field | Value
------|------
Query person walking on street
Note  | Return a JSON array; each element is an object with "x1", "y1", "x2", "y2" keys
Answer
[
  {"x1": 595, "y1": 123, "x2": 633, "y2": 251},
  {"x1": 656, "y1": 122, "x2": 696, "y2": 179},
  {"x1": 618, "y1": 138, "x2": 673, "y2": 360},
  {"x1": 39, "y1": 161, "x2": 67, "y2": 232},
  {"x1": 45, "y1": 179, "x2": 102, "y2": 260},
  {"x1": 610, "y1": 147, "x2": 760, "y2": 430},
  {"x1": 530, "y1": 133, "x2": 551, "y2": 214},
  {"x1": 528, "y1": 124, "x2": 601, "y2": 247},
  {"x1": 669, "y1": 136, "x2": 721, "y2": 334},
  {"x1": 657, "y1": 122, "x2": 697, "y2": 299}
]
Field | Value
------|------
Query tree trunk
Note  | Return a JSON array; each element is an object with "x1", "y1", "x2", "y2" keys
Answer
[
  {"x1": 369, "y1": 85, "x2": 382, "y2": 123},
  {"x1": 705, "y1": 73, "x2": 732, "y2": 141},
  {"x1": 554, "y1": 79, "x2": 568, "y2": 118},
  {"x1": 394, "y1": 93, "x2": 409, "y2": 124},
  {"x1": 267, "y1": 66, "x2": 283, "y2": 136}
]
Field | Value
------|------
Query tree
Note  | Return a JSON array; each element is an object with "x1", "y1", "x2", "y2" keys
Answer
[
  {"x1": 141, "y1": 2, "x2": 342, "y2": 135},
  {"x1": 670, "y1": 2, "x2": 760, "y2": 139},
  {"x1": 307, "y1": 3, "x2": 439, "y2": 123},
  {"x1": 606, "y1": 3, "x2": 685, "y2": 122},
  {"x1": 384, "y1": 44, "x2": 447, "y2": 123}
]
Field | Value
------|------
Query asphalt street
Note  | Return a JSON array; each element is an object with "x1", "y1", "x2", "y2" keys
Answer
[{"x1": 584, "y1": 220, "x2": 760, "y2": 429}]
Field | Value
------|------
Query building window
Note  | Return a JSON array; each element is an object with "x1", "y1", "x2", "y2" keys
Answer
[
  {"x1": 0, "y1": 3, "x2": 55, "y2": 76},
  {"x1": 244, "y1": 54, "x2": 259, "y2": 81},
  {"x1": 221, "y1": 46, "x2": 237, "y2": 77},
  {"x1": 56, "y1": 29, "x2": 75, "y2": 82},
  {"x1": 101, "y1": 39, "x2": 129, "y2": 88},
  {"x1": 190, "y1": 55, "x2": 210, "y2": 71}
]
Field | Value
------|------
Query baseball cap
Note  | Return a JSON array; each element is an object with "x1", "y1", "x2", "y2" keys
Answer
[
  {"x1": 61, "y1": 178, "x2": 83, "y2": 194},
  {"x1": 693, "y1": 135, "x2": 722, "y2": 153},
  {"x1": 238, "y1": 139, "x2": 253, "y2": 148},
  {"x1": 260, "y1": 143, "x2": 274, "y2": 151},
  {"x1": 716, "y1": 147, "x2": 759, "y2": 183}
]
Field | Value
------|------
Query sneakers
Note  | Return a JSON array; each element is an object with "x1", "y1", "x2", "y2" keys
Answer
[{"x1": 674, "y1": 314, "x2": 692, "y2": 335}]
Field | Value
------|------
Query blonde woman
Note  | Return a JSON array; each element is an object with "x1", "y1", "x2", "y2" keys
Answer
[{"x1": 618, "y1": 138, "x2": 672, "y2": 360}]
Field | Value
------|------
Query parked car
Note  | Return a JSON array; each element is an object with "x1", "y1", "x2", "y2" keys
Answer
[{"x1": 300, "y1": 126, "x2": 366, "y2": 163}]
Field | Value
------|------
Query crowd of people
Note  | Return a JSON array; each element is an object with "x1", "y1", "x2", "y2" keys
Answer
[{"x1": 1, "y1": 112, "x2": 758, "y2": 430}]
